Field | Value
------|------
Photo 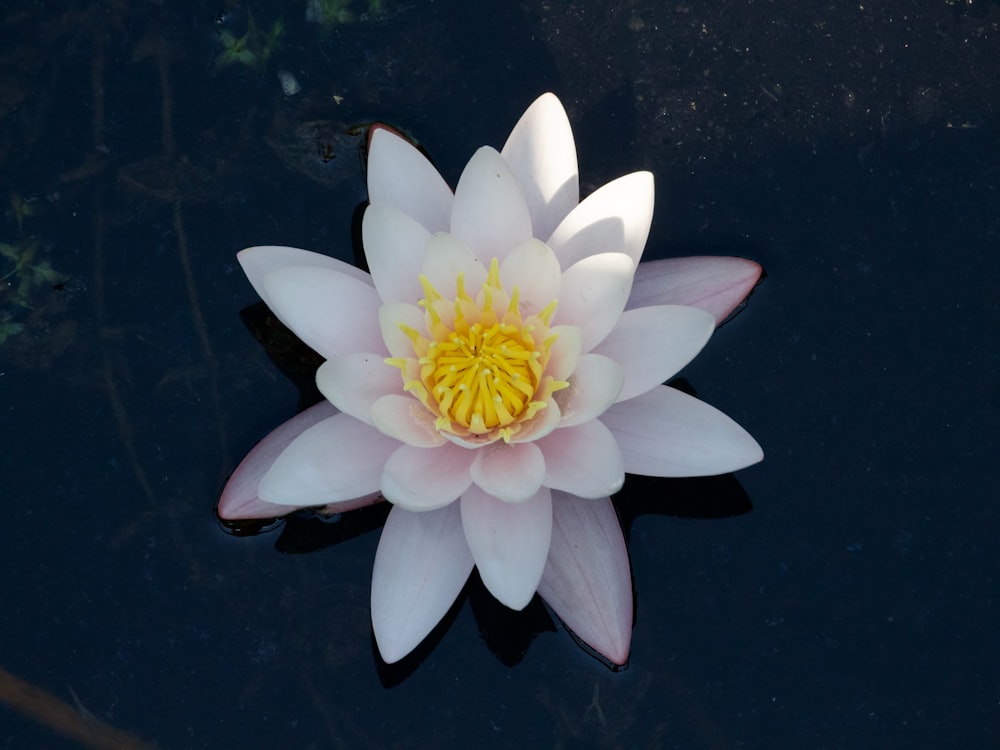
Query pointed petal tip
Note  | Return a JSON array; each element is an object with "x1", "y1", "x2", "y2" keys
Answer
[
  {"x1": 604, "y1": 386, "x2": 763, "y2": 477},
  {"x1": 628, "y1": 256, "x2": 764, "y2": 325},
  {"x1": 216, "y1": 492, "x2": 298, "y2": 522},
  {"x1": 371, "y1": 504, "x2": 474, "y2": 664},
  {"x1": 461, "y1": 485, "x2": 552, "y2": 611},
  {"x1": 538, "y1": 494, "x2": 634, "y2": 669}
]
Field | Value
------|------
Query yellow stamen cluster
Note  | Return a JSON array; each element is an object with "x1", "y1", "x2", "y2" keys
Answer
[{"x1": 386, "y1": 258, "x2": 566, "y2": 443}]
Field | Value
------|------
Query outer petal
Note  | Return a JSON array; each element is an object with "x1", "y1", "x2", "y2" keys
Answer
[
  {"x1": 554, "y1": 353, "x2": 623, "y2": 428},
  {"x1": 367, "y1": 128, "x2": 453, "y2": 233},
  {"x1": 220, "y1": 401, "x2": 329, "y2": 520},
  {"x1": 470, "y1": 441, "x2": 545, "y2": 503},
  {"x1": 237, "y1": 246, "x2": 373, "y2": 310},
  {"x1": 258, "y1": 414, "x2": 398, "y2": 506},
  {"x1": 593, "y1": 305, "x2": 716, "y2": 402},
  {"x1": 499, "y1": 239, "x2": 562, "y2": 318},
  {"x1": 626, "y1": 256, "x2": 763, "y2": 325},
  {"x1": 451, "y1": 147, "x2": 533, "y2": 264},
  {"x1": 460, "y1": 484, "x2": 552, "y2": 610},
  {"x1": 362, "y1": 204, "x2": 431, "y2": 304},
  {"x1": 372, "y1": 503, "x2": 474, "y2": 663},
  {"x1": 536, "y1": 420, "x2": 624, "y2": 499},
  {"x1": 381, "y1": 442, "x2": 475, "y2": 510},
  {"x1": 261, "y1": 266, "x2": 384, "y2": 359},
  {"x1": 557, "y1": 252, "x2": 634, "y2": 351},
  {"x1": 546, "y1": 172, "x2": 654, "y2": 269},
  {"x1": 316, "y1": 354, "x2": 400, "y2": 425},
  {"x1": 537, "y1": 493, "x2": 633, "y2": 666},
  {"x1": 601, "y1": 385, "x2": 763, "y2": 476},
  {"x1": 500, "y1": 92, "x2": 579, "y2": 241}
]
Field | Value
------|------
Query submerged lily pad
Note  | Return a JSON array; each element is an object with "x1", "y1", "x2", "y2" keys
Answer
[{"x1": 265, "y1": 118, "x2": 368, "y2": 187}]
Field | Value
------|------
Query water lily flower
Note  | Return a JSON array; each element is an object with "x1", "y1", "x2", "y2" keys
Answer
[{"x1": 219, "y1": 93, "x2": 763, "y2": 666}]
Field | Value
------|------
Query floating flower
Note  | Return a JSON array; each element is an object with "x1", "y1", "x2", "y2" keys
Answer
[{"x1": 219, "y1": 93, "x2": 763, "y2": 666}]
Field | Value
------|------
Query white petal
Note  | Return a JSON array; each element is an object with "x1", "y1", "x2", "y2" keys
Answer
[
  {"x1": 554, "y1": 353, "x2": 623, "y2": 427},
  {"x1": 367, "y1": 128, "x2": 453, "y2": 233},
  {"x1": 259, "y1": 414, "x2": 398, "y2": 506},
  {"x1": 469, "y1": 441, "x2": 545, "y2": 503},
  {"x1": 381, "y1": 442, "x2": 475, "y2": 510},
  {"x1": 420, "y1": 233, "x2": 487, "y2": 297},
  {"x1": 546, "y1": 172, "x2": 654, "y2": 268},
  {"x1": 556, "y1": 252, "x2": 634, "y2": 351},
  {"x1": 261, "y1": 266, "x2": 384, "y2": 359},
  {"x1": 536, "y1": 421, "x2": 624, "y2": 498},
  {"x1": 499, "y1": 239, "x2": 562, "y2": 317},
  {"x1": 545, "y1": 325, "x2": 582, "y2": 381},
  {"x1": 451, "y1": 147, "x2": 532, "y2": 264},
  {"x1": 315, "y1": 354, "x2": 400, "y2": 425},
  {"x1": 593, "y1": 305, "x2": 716, "y2": 402},
  {"x1": 238, "y1": 246, "x2": 373, "y2": 310},
  {"x1": 626, "y1": 256, "x2": 764, "y2": 325},
  {"x1": 379, "y1": 302, "x2": 426, "y2": 358},
  {"x1": 372, "y1": 503, "x2": 473, "y2": 663},
  {"x1": 601, "y1": 385, "x2": 763, "y2": 476},
  {"x1": 370, "y1": 394, "x2": 447, "y2": 447},
  {"x1": 501, "y1": 93, "x2": 579, "y2": 241},
  {"x1": 362, "y1": 204, "x2": 431, "y2": 304},
  {"x1": 537, "y1": 493, "x2": 632, "y2": 666},
  {"x1": 460, "y1": 484, "x2": 552, "y2": 610}
]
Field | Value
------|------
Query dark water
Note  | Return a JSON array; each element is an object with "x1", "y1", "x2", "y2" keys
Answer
[{"x1": 2, "y1": 1, "x2": 998, "y2": 748}]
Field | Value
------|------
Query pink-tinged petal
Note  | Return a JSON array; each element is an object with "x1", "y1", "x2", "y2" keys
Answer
[
  {"x1": 537, "y1": 493, "x2": 633, "y2": 666},
  {"x1": 362, "y1": 204, "x2": 431, "y2": 304},
  {"x1": 420, "y1": 233, "x2": 487, "y2": 297},
  {"x1": 379, "y1": 302, "x2": 425, "y2": 358},
  {"x1": 237, "y1": 246, "x2": 373, "y2": 310},
  {"x1": 536, "y1": 420, "x2": 624, "y2": 499},
  {"x1": 545, "y1": 325, "x2": 582, "y2": 381},
  {"x1": 261, "y1": 266, "x2": 384, "y2": 360},
  {"x1": 470, "y1": 441, "x2": 545, "y2": 503},
  {"x1": 460, "y1": 484, "x2": 552, "y2": 610},
  {"x1": 509, "y1": 397, "x2": 562, "y2": 443},
  {"x1": 601, "y1": 385, "x2": 763, "y2": 476},
  {"x1": 315, "y1": 355, "x2": 400, "y2": 425},
  {"x1": 367, "y1": 128, "x2": 453, "y2": 233},
  {"x1": 499, "y1": 239, "x2": 562, "y2": 317},
  {"x1": 626, "y1": 256, "x2": 763, "y2": 325},
  {"x1": 381, "y1": 442, "x2": 475, "y2": 511},
  {"x1": 372, "y1": 503, "x2": 474, "y2": 663},
  {"x1": 370, "y1": 394, "x2": 447, "y2": 448},
  {"x1": 557, "y1": 252, "x2": 634, "y2": 351},
  {"x1": 500, "y1": 92, "x2": 579, "y2": 241},
  {"x1": 258, "y1": 414, "x2": 399, "y2": 506},
  {"x1": 554, "y1": 353, "x2": 623, "y2": 428},
  {"x1": 593, "y1": 305, "x2": 716, "y2": 403},
  {"x1": 547, "y1": 172, "x2": 654, "y2": 268},
  {"x1": 451, "y1": 147, "x2": 533, "y2": 264},
  {"x1": 219, "y1": 401, "x2": 336, "y2": 520}
]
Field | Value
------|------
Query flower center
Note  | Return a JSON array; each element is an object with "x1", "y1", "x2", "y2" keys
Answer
[{"x1": 387, "y1": 257, "x2": 564, "y2": 442}]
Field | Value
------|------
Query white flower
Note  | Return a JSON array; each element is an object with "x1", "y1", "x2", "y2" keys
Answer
[{"x1": 220, "y1": 93, "x2": 763, "y2": 666}]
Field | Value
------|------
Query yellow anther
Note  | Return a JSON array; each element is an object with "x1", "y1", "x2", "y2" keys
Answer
[{"x1": 387, "y1": 254, "x2": 562, "y2": 440}]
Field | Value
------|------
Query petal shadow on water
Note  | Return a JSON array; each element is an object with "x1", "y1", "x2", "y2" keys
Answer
[
  {"x1": 467, "y1": 570, "x2": 557, "y2": 667},
  {"x1": 610, "y1": 376, "x2": 756, "y2": 531},
  {"x1": 273, "y1": 503, "x2": 391, "y2": 554},
  {"x1": 373, "y1": 584, "x2": 470, "y2": 688}
]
